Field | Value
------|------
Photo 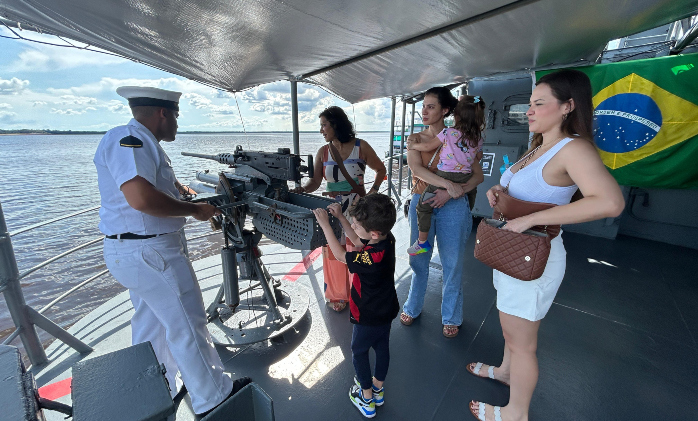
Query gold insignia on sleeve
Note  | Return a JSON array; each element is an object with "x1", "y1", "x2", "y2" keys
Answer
[{"x1": 353, "y1": 251, "x2": 372, "y2": 265}]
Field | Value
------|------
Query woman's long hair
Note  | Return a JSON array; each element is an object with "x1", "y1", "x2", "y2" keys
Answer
[
  {"x1": 424, "y1": 86, "x2": 459, "y2": 118},
  {"x1": 453, "y1": 95, "x2": 486, "y2": 149},
  {"x1": 528, "y1": 69, "x2": 594, "y2": 154},
  {"x1": 319, "y1": 106, "x2": 356, "y2": 144}
]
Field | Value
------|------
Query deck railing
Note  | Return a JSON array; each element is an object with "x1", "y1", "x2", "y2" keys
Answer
[
  {"x1": 0, "y1": 127, "x2": 414, "y2": 367},
  {"x1": 0, "y1": 203, "x2": 222, "y2": 367}
]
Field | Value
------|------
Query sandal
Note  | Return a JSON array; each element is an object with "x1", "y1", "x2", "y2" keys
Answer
[
  {"x1": 443, "y1": 325, "x2": 459, "y2": 338},
  {"x1": 466, "y1": 362, "x2": 510, "y2": 387},
  {"x1": 329, "y1": 301, "x2": 347, "y2": 312},
  {"x1": 399, "y1": 312, "x2": 414, "y2": 326},
  {"x1": 469, "y1": 401, "x2": 503, "y2": 421}
]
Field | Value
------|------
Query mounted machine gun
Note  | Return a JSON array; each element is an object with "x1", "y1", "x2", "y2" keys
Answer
[{"x1": 182, "y1": 146, "x2": 341, "y2": 346}]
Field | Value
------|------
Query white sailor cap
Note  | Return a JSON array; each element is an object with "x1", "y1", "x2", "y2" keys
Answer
[{"x1": 116, "y1": 86, "x2": 182, "y2": 111}]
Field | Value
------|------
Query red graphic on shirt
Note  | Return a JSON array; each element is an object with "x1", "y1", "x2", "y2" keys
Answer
[{"x1": 350, "y1": 272, "x2": 360, "y2": 322}]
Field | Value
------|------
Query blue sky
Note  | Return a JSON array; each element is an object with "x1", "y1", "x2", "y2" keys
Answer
[{"x1": 0, "y1": 28, "x2": 396, "y2": 132}]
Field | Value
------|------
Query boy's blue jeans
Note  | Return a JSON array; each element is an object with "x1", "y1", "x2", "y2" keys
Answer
[
  {"x1": 403, "y1": 193, "x2": 472, "y2": 326},
  {"x1": 351, "y1": 323, "x2": 391, "y2": 391}
]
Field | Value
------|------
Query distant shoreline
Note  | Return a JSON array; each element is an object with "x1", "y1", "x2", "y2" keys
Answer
[{"x1": 0, "y1": 130, "x2": 390, "y2": 136}]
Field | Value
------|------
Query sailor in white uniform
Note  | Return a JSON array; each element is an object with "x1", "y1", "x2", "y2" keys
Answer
[{"x1": 95, "y1": 86, "x2": 246, "y2": 417}]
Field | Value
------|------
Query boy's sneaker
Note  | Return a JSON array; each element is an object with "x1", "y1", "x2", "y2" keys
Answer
[
  {"x1": 349, "y1": 384, "x2": 376, "y2": 418},
  {"x1": 407, "y1": 240, "x2": 431, "y2": 256},
  {"x1": 354, "y1": 377, "x2": 384, "y2": 406}
]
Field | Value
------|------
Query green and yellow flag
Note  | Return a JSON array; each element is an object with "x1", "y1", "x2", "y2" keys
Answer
[{"x1": 539, "y1": 54, "x2": 698, "y2": 189}]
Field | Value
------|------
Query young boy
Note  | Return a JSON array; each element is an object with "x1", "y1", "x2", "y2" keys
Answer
[{"x1": 313, "y1": 194, "x2": 399, "y2": 419}]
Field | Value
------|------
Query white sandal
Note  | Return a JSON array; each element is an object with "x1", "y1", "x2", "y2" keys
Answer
[
  {"x1": 469, "y1": 401, "x2": 503, "y2": 421},
  {"x1": 466, "y1": 362, "x2": 510, "y2": 387}
]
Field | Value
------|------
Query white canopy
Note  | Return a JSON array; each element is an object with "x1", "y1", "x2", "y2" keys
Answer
[{"x1": 2, "y1": 0, "x2": 697, "y2": 103}]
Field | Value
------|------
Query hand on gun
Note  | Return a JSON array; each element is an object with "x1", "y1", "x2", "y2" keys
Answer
[
  {"x1": 192, "y1": 203, "x2": 221, "y2": 222},
  {"x1": 312, "y1": 208, "x2": 331, "y2": 229},
  {"x1": 326, "y1": 203, "x2": 344, "y2": 220}
]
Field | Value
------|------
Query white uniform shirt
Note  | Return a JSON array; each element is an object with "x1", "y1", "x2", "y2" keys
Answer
[{"x1": 94, "y1": 118, "x2": 186, "y2": 235}]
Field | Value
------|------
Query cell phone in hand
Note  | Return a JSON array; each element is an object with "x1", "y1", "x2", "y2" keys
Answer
[{"x1": 421, "y1": 191, "x2": 436, "y2": 203}]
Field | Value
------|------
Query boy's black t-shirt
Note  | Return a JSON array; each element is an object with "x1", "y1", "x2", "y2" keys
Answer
[{"x1": 345, "y1": 233, "x2": 399, "y2": 326}]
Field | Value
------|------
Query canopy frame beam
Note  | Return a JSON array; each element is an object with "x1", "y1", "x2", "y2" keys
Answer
[{"x1": 301, "y1": 0, "x2": 541, "y2": 79}]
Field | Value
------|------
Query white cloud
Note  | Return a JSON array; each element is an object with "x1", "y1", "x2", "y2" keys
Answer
[
  {"x1": 0, "y1": 78, "x2": 30, "y2": 95},
  {"x1": 54, "y1": 95, "x2": 98, "y2": 106},
  {"x1": 50, "y1": 108, "x2": 91, "y2": 115},
  {"x1": 0, "y1": 110, "x2": 18, "y2": 122},
  {"x1": 47, "y1": 77, "x2": 215, "y2": 97},
  {"x1": 106, "y1": 100, "x2": 129, "y2": 114},
  {"x1": 215, "y1": 90, "x2": 234, "y2": 98},
  {"x1": 300, "y1": 96, "x2": 336, "y2": 123},
  {"x1": 186, "y1": 93, "x2": 213, "y2": 109},
  {"x1": 4, "y1": 35, "x2": 127, "y2": 72},
  {"x1": 0, "y1": 103, "x2": 12, "y2": 109},
  {"x1": 33, "y1": 101, "x2": 47, "y2": 107}
]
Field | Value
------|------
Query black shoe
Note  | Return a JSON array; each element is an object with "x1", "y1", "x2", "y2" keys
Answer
[{"x1": 194, "y1": 377, "x2": 252, "y2": 420}]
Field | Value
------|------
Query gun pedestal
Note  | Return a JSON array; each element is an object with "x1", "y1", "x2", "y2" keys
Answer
[
  {"x1": 184, "y1": 146, "x2": 339, "y2": 346},
  {"x1": 206, "y1": 228, "x2": 303, "y2": 346}
]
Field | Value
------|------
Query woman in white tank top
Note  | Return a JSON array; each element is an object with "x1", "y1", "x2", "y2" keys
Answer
[{"x1": 468, "y1": 70, "x2": 625, "y2": 421}]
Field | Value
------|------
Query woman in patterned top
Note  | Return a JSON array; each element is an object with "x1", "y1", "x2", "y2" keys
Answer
[{"x1": 294, "y1": 106, "x2": 386, "y2": 312}]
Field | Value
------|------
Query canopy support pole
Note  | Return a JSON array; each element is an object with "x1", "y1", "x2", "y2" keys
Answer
[
  {"x1": 407, "y1": 103, "x2": 416, "y2": 190},
  {"x1": 398, "y1": 100, "x2": 407, "y2": 197},
  {"x1": 387, "y1": 97, "x2": 396, "y2": 198},
  {"x1": 290, "y1": 79, "x2": 301, "y2": 187}
]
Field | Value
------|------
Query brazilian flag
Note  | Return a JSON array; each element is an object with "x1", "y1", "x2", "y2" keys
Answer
[{"x1": 539, "y1": 54, "x2": 698, "y2": 189}]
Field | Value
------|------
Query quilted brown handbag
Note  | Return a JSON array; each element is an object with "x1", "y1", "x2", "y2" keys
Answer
[{"x1": 473, "y1": 146, "x2": 561, "y2": 281}]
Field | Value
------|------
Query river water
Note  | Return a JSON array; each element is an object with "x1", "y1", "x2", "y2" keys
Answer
[{"x1": 0, "y1": 131, "x2": 393, "y2": 354}]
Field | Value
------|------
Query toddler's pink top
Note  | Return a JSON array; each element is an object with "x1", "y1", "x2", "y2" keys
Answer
[{"x1": 436, "y1": 128, "x2": 483, "y2": 173}]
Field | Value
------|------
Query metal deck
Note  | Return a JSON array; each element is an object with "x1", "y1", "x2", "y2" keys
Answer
[{"x1": 33, "y1": 212, "x2": 698, "y2": 420}]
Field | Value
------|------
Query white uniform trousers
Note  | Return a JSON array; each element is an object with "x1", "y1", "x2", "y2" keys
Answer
[{"x1": 103, "y1": 232, "x2": 233, "y2": 414}]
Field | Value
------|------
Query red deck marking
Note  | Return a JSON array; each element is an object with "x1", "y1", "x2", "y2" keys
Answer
[
  {"x1": 38, "y1": 377, "x2": 72, "y2": 400},
  {"x1": 282, "y1": 247, "x2": 322, "y2": 281}
]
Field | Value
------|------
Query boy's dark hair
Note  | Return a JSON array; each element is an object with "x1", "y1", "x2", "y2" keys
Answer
[{"x1": 349, "y1": 193, "x2": 396, "y2": 235}]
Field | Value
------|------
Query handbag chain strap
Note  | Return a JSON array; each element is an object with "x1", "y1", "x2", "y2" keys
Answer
[
  {"x1": 506, "y1": 136, "x2": 565, "y2": 190},
  {"x1": 504, "y1": 145, "x2": 540, "y2": 191}
]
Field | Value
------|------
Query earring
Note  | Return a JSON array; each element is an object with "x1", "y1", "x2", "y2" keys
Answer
[{"x1": 562, "y1": 113, "x2": 568, "y2": 122}]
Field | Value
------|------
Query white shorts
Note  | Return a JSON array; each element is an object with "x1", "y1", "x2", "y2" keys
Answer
[{"x1": 492, "y1": 233, "x2": 566, "y2": 321}]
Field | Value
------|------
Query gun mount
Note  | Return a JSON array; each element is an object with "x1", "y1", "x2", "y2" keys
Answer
[{"x1": 182, "y1": 146, "x2": 341, "y2": 346}]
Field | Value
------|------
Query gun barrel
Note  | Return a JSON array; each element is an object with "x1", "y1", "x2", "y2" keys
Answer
[
  {"x1": 188, "y1": 180, "x2": 217, "y2": 194},
  {"x1": 181, "y1": 151, "x2": 236, "y2": 165},
  {"x1": 181, "y1": 151, "x2": 216, "y2": 159},
  {"x1": 196, "y1": 171, "x2": 220, "y2": 185}
]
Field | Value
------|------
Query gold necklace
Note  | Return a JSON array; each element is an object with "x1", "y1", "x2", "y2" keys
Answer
[{"x1": 518, "y1": 136, "x2": 564, "y2": 171}]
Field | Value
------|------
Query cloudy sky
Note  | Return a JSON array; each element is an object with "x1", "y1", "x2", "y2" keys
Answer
[{"x1": 0, "y1": 29, "x2": 397, "y2": 132}]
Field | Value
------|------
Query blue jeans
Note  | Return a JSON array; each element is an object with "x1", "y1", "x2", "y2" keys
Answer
[{"x1": 403, "y1": 193, "x2": 472, "y2": 326}]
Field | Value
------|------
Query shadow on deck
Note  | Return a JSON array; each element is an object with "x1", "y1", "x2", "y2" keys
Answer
[
  {"x1": 214, "y1": 219, "x2": 698, "y2": 420},
  {"x1": 34, "y1": 212, "x2": 698, "y2": 420}
]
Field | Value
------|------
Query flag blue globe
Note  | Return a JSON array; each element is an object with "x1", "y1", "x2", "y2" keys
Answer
[{"x1": 593, "y1": 93, "x2": 662, "y2": 153}]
